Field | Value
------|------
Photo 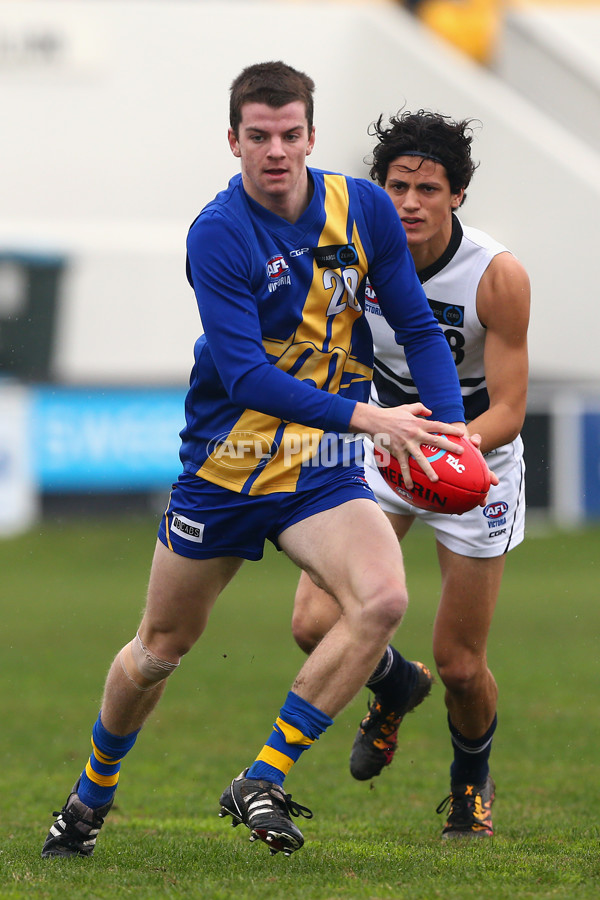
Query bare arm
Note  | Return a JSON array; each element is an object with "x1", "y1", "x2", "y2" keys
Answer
[{"x1": 469, "y1": 252, "x2": 530, "y2": 454}]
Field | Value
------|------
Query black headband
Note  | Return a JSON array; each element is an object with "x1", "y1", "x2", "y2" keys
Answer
[{"x1": 400, "y1": 150, "x2": 444, "y2": 165}]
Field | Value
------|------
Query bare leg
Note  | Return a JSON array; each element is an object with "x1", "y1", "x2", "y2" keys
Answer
[
  {"x1": 100, "y1": 541, "x2": 243, "y2": 735},
  {"x1": 279, "y1": 499, "x2": 409, "y2": 718},
  {"x1": 432, "y1": 542, "x2": 504, "y2": 738},
  {"x1": 291, "y1": 571, "x2": 342, "y2": 654}
]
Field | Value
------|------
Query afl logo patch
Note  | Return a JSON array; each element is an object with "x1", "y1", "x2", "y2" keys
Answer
[
  {"x1": 266, "y1": 256, "x2": 289, "y2": 279},
  {"x1": 365, "y1": 280, "x2": 378, "y2": 303},
  {"x1": 483, "y1": 501, "x2": 509, "y2": 519}
]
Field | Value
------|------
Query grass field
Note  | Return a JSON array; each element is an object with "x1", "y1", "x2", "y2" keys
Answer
[{"x1": 0, "y1": 514, "x2": 598, "y2": 899}]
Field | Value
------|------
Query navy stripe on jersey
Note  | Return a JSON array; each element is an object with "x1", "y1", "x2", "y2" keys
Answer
[
  {"x1": 374, "y1": 354, "x2": 489, "y2": 422},
  {"x1": 373, "y1": 356, "x2": 419, "y2": 407},
  {"x1": 463, "y1": 386, "x2": 490, "y2": 421}
]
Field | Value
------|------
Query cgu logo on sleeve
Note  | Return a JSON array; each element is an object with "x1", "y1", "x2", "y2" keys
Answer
[{"x1": 266, "y1": 255, "x2": 291, "y2": 294}]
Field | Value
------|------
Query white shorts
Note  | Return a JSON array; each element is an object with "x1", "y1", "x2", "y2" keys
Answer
[{"x1": 364, "y1": 435, "x2": 526, "y2": 558}]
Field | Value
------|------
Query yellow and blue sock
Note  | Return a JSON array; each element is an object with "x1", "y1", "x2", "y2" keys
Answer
[
  {"x1": 77, "y1": 713, "x2": 140, "y2": 808},
  {"x1": 246, "y1": 691, "x2": 333, "y2": 787},
  {"x1": 449, "y1": 712, "x2": 497, "y2": 784}
]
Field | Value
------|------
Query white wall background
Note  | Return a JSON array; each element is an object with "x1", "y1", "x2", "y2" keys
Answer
[
  {"x1": 1, "y1": 0, "x2": 599, "y2": 384},
  {"x1": 496, "y1": 6, "x2": 600, "y2": 151}
]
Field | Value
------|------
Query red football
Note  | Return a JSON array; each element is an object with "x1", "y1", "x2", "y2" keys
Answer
[{"x1": 374, "y1": 435, "x2": 491, "y2": 515}]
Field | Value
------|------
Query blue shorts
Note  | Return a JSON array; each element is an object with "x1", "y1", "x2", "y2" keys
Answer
[{"x1": 157, "y1": 468, "x2": 376, "y2": 560}]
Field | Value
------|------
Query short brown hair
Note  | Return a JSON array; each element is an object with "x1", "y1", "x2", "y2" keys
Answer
[{"x1": 229, "y1": 61, "x2": 315, "y2": 136}]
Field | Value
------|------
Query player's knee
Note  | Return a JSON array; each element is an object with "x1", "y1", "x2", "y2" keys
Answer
[
  {"x1": 119, "y1": 632, "x2": 180, "y2": 692},
  {"x1": 435, "y1": 653, "x2": 484, "y2": 696},
  {"x1": 359, "y1": 579, "x2": 408, "y2": 638},
  {"x1": 291, "y1": 575, "x2": 340, "y2": 654},
  {"x1": 291, "y1": 612, "x2": 321, "y2": 655}
]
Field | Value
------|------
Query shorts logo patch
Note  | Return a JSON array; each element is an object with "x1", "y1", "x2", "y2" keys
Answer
[
  {"x1": 171, "y1": 513, "x2": 205, "y2": 543},
  {"x1": 483, "y1": 501, "x2": 509, "y2": 519}
]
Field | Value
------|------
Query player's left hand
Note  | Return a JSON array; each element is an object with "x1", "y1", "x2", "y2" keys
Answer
[{"x1": 467, "y1": 431, "x2": 499, "y2": 503}]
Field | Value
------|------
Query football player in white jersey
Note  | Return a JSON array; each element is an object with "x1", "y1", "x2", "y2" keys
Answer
[{"x1": 292, "y1": 110, "x2": 530, "y2": 838}]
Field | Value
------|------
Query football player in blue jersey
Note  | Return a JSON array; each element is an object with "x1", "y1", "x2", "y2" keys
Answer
[
  {"x1": 292, "y1": 110, "x2": 530, "y2": 839},
  {"x1": 42, "y1": 65, "x2": 470, "y2": 860}
]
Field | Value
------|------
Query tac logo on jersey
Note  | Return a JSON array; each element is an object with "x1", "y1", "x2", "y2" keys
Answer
[
  {"x1": 313, "y1": 243, "x2": 358, "y2": 268},
  {"x1": 266, "y1": 255, "x2": 292, "y2": 294},
  {"x1": 430, "y1": 299, "x2": 464, "y2": 328}
]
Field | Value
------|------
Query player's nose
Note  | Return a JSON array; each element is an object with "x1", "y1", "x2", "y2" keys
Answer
[
  {"x1": 267, "y1": 137, "x2": 286, "y2": 157},
  {"x1": 402, "y1": 189, "x2": 420, "y2": 210}
]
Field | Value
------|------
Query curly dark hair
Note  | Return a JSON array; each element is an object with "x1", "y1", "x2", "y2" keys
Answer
[{"x1": 368, "y1": 110, "x2": 479, "y2": 204}]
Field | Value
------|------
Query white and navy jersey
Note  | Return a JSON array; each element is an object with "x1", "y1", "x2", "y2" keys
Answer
[
  {"x1": 365, "y1": 215, "x2": 509, "y2": 422},
  {"x1": 181, "y1": 169, "x2": 464, "y2": 496}
]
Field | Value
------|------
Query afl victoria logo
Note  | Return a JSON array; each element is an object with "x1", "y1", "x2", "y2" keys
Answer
[
  {"x1": 266, "y1": 256, "x2": 289, "y2": 279},
  {"x1": 483, "y1": 501, "x2": 508, "y2": 519},
  {"x1": 365, "y1": 281, "x2": 378, "y2": 303}
]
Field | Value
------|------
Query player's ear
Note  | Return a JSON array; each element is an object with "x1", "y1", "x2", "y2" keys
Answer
[
  {"x1": 306, "y1": 126, "x2": 316, "y2": 156},
  {"x1": 451, "y1": 188, "x2": 464, "y2": 209},
  {"x1": 228, "y1": 128, "x2": 241, "y2": 158}
]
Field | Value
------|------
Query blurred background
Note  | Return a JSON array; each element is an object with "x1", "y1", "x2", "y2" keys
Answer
[{"x1": 1, "y1": 0, "x2": 599, "y2": 537}]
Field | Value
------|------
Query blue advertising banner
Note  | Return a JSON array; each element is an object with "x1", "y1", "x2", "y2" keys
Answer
[
  {"x1": 582, "y1": 409, "x2": 600, "y2": 518},
  {"x1": 25, "y1": 387, "x2": 600, "y2": 519},
  {"x1": 31, "y1": 387, "x2": 186, "y2": 491}
]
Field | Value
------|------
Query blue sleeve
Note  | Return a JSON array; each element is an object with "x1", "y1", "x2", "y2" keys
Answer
[
  {"x1": 186, "y1": 212, "x2": 355, "y2": 432},
  {"x1": 358, "y1": 182, "x2": 465, "y2": 423}
]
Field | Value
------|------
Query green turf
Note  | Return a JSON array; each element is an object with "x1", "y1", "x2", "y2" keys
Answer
[{"x1": 0, "y1": 515, "x2": 599, "y2": 898}]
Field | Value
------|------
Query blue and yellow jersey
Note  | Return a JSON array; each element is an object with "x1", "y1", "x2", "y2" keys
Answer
[{"x1": 182, "y1": 168, "x2": 463, "y2": 494}]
